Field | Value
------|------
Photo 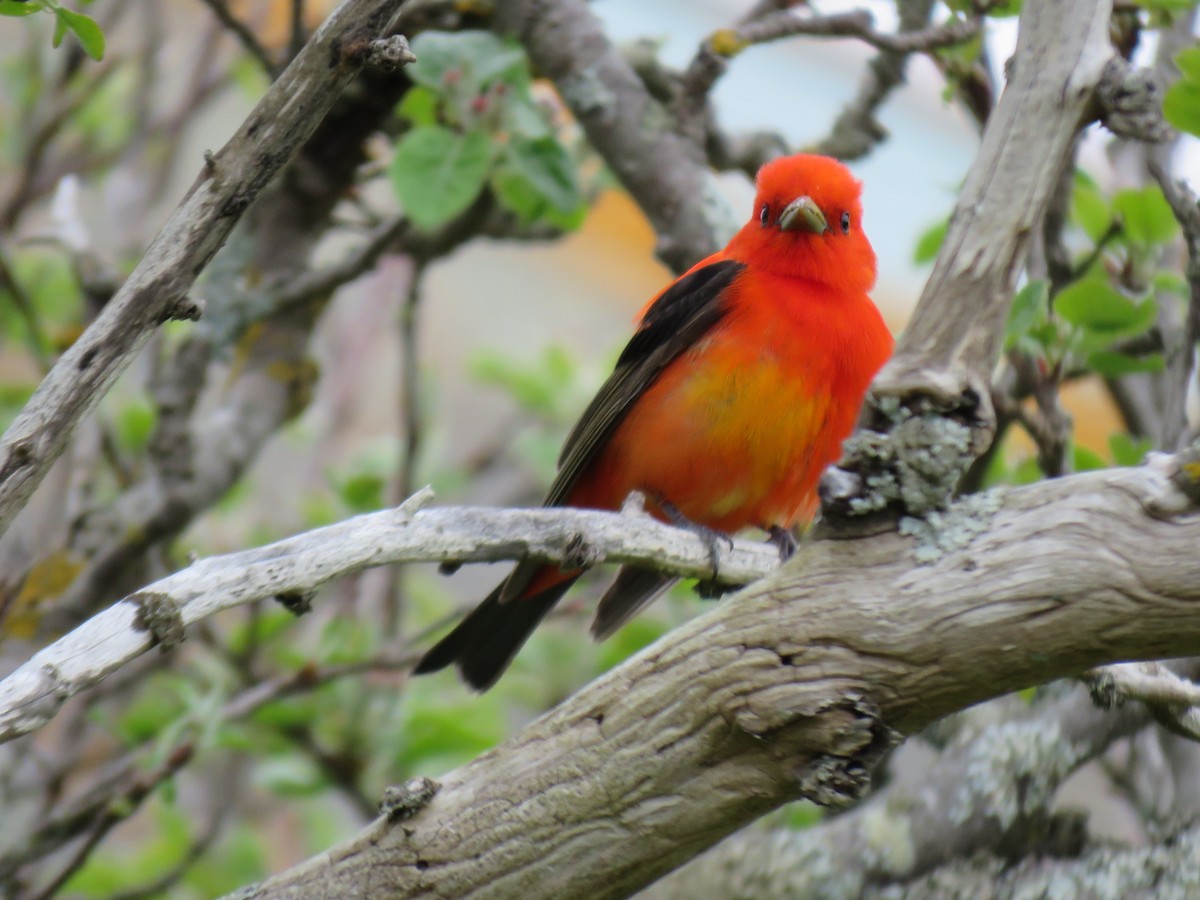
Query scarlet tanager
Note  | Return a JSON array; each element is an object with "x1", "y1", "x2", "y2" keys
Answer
[{"x1": 415, "y1": 154, "x2": 894, "y2": 690}]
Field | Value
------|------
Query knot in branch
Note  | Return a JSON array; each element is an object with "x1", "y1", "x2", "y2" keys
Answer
[
  {"x1": 380, "y1": 776, "x2": 440, "y2": 821},
  {"x1": 1097, "y1": 58, "x2": 1173, "y2": 143},
  {"x1": 364, "y1": 35, "x2": 417, "y2": 72},
  {"x1": 130, "y1": 591, "x2": 186, "y2": 652},
  {"x1": 793, "y1": 694, "x2": 897, "y2": 810}
]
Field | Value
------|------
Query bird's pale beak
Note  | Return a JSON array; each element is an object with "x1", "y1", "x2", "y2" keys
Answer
[{"x1": 778, "y1": 196, "x2": 828, "y2": 234}]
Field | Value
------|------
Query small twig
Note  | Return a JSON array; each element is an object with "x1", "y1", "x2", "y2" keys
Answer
[
  {"x1": 1039, "y1": 142, "x2": 1078, "y2": 294},
  {"x1": 25, "y1": 744, "x2": 195, "y2": 900},
  {"x1": 380, "y1": 260, "x2": 428, "y2": 636},
  {"x1": 196, "y1": 0, "x2": 278, "y2": 76},
  {"x1": 1085, "y1": 661, "x2": 1200, "y2": 742},
  {"x1": 1148, "y1": 160, "x2": 1200, "y2": 450},
  {"x1": 813, "y1": 0, "x2": 936, "y2": 160},
  {"x1": 679, "y1": 7, "x2": 980, "y2": 125},
  {"x1": 993, "y1": 370, "x2": 1072, "y2": 479},
  {"x1": 752, "y1": 8, "x2": 981, "y2": 56},
  {"x1": 289, "y1": 0, "x2": 307, "y2": 64},
  {"x1": 0, "y1": 242, "x2": 52, "y2": 371},
  {"x1": 1071, "y1": 221, "x2": 1124, "y2": 283},
  {"x1": 106, "y1": 808, "x2": 226, "y2": 900},
  {"x1": 0, "y1": 57, "x2": 121, "y2": 230},
  {"x1": 281, "y1": 721, "x2": 376, "y2": 818},
  {"x1": 397, "y1": 262, "x2": 426, "y2": 529},
  {"x1": 271, "y1": 215, "x2": 409, "y2": 313}
]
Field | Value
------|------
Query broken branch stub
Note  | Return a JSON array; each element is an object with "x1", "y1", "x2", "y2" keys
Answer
[{"x1": 821, "y1": 0, "x2": 1123, "y2": 523}]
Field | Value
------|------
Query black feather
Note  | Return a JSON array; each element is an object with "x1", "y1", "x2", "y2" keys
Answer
[
  {"x1": 590, "y1": 567, "x2": 676, "y2": 641},
  {"x1": 414, "y1": 575, "x2": 579, "y2": 691}
]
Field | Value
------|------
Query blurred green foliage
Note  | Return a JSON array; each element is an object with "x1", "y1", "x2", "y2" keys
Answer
[
  {"x1": 0, "y1": 0, "x2": 104, "y2": 60},
  {"x1": 391, "y1": 31, "x2": 588, "y2": 231},
  {"x1": 1163, "y1": 47, "x2": 1200, "y2": 137},
  {"x1": 973, "y1": 163, "x2": 1186, "y2": 488}
]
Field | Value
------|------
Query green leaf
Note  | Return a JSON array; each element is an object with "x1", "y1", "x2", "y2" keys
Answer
[
  {"x1": 492, "y1": 168, "x2": 585, "y2": 230},
  {"x1": 1174, "y1": 47, "x2": 1200, "y2": 81},
  {"x1": 1071, "y1": 171, "x2": 1113, "y2": 243},
  {"x1": 1113, "y1": 186, "x2": 1179, "y2": 244},
  {"x1": 1011, "y1": 456, "x2": 1043, "y2": 485},
  {"x1": 408, "y1": 31, "x2": 527, "y2": 94},
  {"x1": 51, "y1": 9, "x2": 67, "y2": 47},
  {"x1": 338, "y1": 472, "x2": 384, "y2": 512},
  {"x1": 1133, "y1": 0, "x2": 1199, "y2": 10},
  {"x1": 318, "y1": 616, "x2": 376, "y2": 664},
  {"x1": 115, "y1": 398, "x2": 156, "y2": 453},
  {"x1": 1073, "y1": 444, "x2": 1107, "y2": 472},
  {"x1": 115, "y1": 681, "x2": 186, "y2": 744},
  {"x1": 1163, "y1": 80, "x2": 1200, "y2": 137},
  {"x1": 472, "y1": 42, "x2": 528, "y2": 87},
  {"x1": 501, "y1": 137, "x2": 582, "y2": 213},
  {"x1": 390, "y1": 126, "x2": 492, "y2": 229},
  {"x1": 56, "y1": 8, "x2": 105, "y2": 59},
  {"x1": 1154, "y1": 270, "x2": 1189, "y2": 298},
  {"x1": 0, "y1": 1, "x2": 42, "y2": 17},
  {"x1": 1109, "y1": 432, "x2": 1153, "y2": 466},
  {"x1": 1085, "y1": 350, "x2": 1164, "y2": 377},
  {"x1": 470, "y1": 345, "x2": 577, "y2": 415},
  {"x1": 1004, "y1": 280, "x2": 1049, "y2": 351},
  {"x1": 506, "y1": 94, "x2": 553, "y2": 138},
  {"x1": 782, "y1": 801, "x2": 824, "y2": 831},
  {"x1": 1054, "y1": 279, "x2": 1156, "y2": 336},
  {"x1": 255, "y1": 755, "x2": 328, "y2": 798},
  {"x1": 492, "y1": 137, "x2": 586, "y2": 229},
  {"x1": 913, "y1": 218, "x2": 947, "y2": 264},
  {"x1": 397, "y1": 86, "x2": 439, "y2": 126},
  {"x1": 492, "y1": 169, "x2": 544, "y2": 223},
  {"x1": 252, "y1": 697, "x2": 318, "y2": 730}
]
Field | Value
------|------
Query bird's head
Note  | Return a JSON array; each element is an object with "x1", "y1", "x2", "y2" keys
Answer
[{"x1": 729, "y1": 154, "x2": 876, "y2": 295}]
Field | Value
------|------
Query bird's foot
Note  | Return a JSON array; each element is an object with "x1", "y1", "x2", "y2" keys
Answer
[
  {"x1": 766, "y1": 525, "x2": 797, "y2": 562},
  {"x1": 659, "y1": 498, "x2": 734, "y2": 581}
]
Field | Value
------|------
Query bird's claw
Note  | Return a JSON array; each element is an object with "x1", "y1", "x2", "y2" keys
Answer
[
  {"x1": 767, "y1": 525, "x2": 797, "y2": 562},
  {"x1": 660, "y1": 498, "x2": 733, "y2": 582}
]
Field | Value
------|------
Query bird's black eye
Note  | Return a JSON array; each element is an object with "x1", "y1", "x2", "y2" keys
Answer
[
  {"x1": 760, "y1": 203, "x2": 770, "y2": 227},
  {"x1": 840, "y1": 211, "x2": 851, "y2": 234}
]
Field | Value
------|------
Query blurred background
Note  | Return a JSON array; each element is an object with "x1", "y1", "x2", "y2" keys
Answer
[{"x1": 0, "y1": 0, "x2": 1197, "y2": 895}]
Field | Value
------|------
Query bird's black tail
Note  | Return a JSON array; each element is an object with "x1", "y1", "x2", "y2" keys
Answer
[
  {"x1": 414, "y1": 571, "x2": 579, "y2": 691},
  {"x1": 590, "y1": 566, "x2": 676, "y2": 641}
]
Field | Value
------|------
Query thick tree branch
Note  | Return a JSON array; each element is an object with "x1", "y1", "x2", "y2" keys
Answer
[
  {"x1": 0, "y1": 0, "x2": 410, "y2": 542},
  {"x1": 241, "y1": 451, "x2": 1200, "y2": 899},
  {"x1": 648, "y1": 681, "x2": 1157, "y2": 898},
  {"x1": 891, "y1": 820, "x2": 1200, "y2": 898},
  {"x1": 825, "y1": 0, "x2": 1125, "y2": 520},
  {"x1": 877, "y1": 0, "x2": 1110, "y2": 399},
  {"x1": 0, "y1": 489, "x2": 782, "y2": 743}
]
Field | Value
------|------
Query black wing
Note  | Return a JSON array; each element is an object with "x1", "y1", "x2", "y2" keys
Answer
[{"x1": 546, "y1": 258, "x2": 745, "y2": 507}]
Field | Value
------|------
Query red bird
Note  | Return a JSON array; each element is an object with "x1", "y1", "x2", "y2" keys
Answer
[{"x1": 415, "y1": 154, "x2": 893, "y2": 689}]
